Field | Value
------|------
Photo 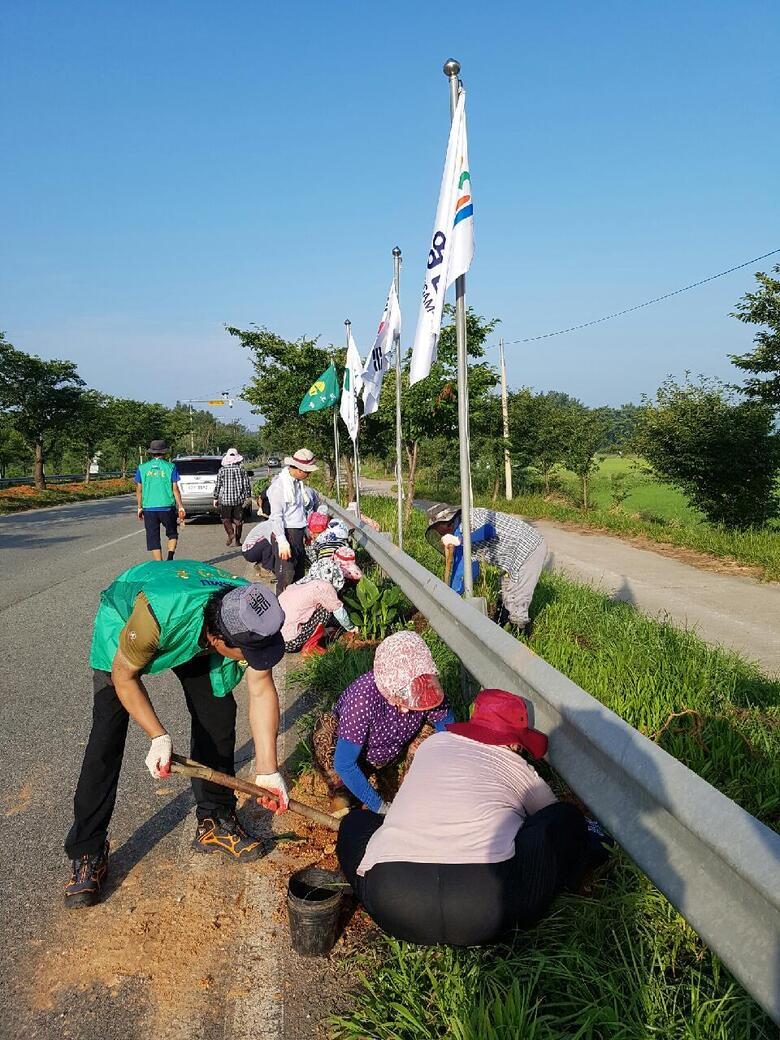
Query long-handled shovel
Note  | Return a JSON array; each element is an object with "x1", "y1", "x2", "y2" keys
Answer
[{"x1": 169, "y1": 754, "x2": 341, "y2": 832}]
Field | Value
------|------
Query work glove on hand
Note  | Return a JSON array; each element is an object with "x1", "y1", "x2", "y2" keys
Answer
[
  {"x1": 441, "y1": 533, "x2": 461, "y2": 547},
  {"x1": 255, "y1": 772, "x2": 289, "y2": 814},
  {"x1": 145, "y1": 734, "x2": 172, "y2": 779}
]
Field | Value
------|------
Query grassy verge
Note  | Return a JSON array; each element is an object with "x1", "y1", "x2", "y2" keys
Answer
[
  {"x1": 414, "y1": 482, "x2": 780, "y2": 581},
  {"x1": 292, "y1": 494, "x2": 778, "y2": 1038},
  {"x1": 0, "y1": 478, "x2": 135, "y2": 515}
]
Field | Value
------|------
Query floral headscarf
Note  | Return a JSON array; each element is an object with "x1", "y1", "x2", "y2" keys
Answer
[
  {"x1": 373, "y1": 632, "x2": 443, "y2": 710},
  {"x1": 298, "y1": 556, "x2": 345, "y2": 592}
]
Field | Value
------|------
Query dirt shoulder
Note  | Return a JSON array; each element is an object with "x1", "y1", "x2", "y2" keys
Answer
[{"x1": 0, "y1": 478, "x2": 135, "y2": 514}]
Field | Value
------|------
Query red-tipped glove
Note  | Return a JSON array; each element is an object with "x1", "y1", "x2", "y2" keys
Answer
[
  {"x1": 145, "y1": 734, "x2": 172, "y2": 779},
  {"x1": 255, "y1": 772, "x2": 289, "y2": 814}
]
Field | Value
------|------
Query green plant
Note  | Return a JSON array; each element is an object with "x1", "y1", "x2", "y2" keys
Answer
[{"x1": 343, "y1": 576, "x2": 406, "y2": 640}]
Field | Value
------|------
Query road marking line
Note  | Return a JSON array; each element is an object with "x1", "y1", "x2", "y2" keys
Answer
[{"x1": 83, "y1": 529, "x2": 145, "y2": 553}]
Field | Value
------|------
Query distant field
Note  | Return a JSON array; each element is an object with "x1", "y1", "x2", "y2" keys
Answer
[{"x1": 550, "y1": 454, "x2": 702, "y2": 522}]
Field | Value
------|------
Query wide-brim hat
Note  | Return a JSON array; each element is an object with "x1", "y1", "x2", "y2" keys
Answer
[
  {"x1": 221, "y1": 448, "x2": 244, "y2": 465},
  {"x1": 147, "y1": 439, "x2": 170, "y2": 454},
  {"x1": 447, "y1": 689, "x2": 548, "y2": 758},
  {"x1": 424, "y1": 502, "x2": 461, "y2": 555},
  {"x1": 284, "y1": 448, "x2": 318, "y2": 473}
]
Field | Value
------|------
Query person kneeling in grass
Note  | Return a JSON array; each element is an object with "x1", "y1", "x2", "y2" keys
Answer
[
  {"x1": 336, "y1": 689, "x2": 610, "y2": 946},
  {"x1": 277, "y1": 546, "x2": 363, "y2": 655},
  {"x1": 312, "y1": 632, "x2": 454, "y2": 814}
]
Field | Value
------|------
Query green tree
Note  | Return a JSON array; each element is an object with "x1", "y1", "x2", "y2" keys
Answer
[
  {"x1": 730, "y1": 264, "x2": 780, "y2": 406},
  {"x1": 0, "y1": 333, "x2": 85, "y2": 488},
  {"x1": 634, "y1": 375, "x2": 780, "y2": 528},
  {"x1": 508, "y1": 390, "x2": 581, "y2": 494},
  {"x1": 227, "y1": 326, "x2": 344, "y2": 488},
  {"x1": 561, "y1": 404, "x2": 611, "y2": 511},
  {"x1": 0, "y1": 414, "x2": 30, "y2": 477},
  {"x1": 103, "y1": 398, "x2": 171, "y2": 476},
  {"x1": 64, "y1": 390, "x2": 112, "y2": 482}
]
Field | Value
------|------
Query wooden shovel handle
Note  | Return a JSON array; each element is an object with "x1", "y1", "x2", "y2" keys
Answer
[
  {"x1": 170, "y1": 754, "x2": 340, "y2": 831},
  {"x1": 443, "y1": 543, "x2": 454, "y2": 587}
]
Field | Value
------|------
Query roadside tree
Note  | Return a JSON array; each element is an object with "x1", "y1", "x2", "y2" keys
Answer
[
  {"x1": 561, "y1": 404, "x2": 611, "y2": 511},
  {"x1": 0, "y1": 333, "x2": 85, "y2": 489},
  {"x1": 730, "y1": 264, "x2": 780, "y2": 407},
  {"x1": 635, "y1": 375, "x2": 780, "y2": 529}
]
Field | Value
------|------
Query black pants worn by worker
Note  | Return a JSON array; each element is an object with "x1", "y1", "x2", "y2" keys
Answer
[
  {"x1": 336, "y1": 802, "x2": 588, "y2": 946},
  {"x1": 272, "y1": 526, "x2": 307, "y2": 594},
  {"x1": 143, "y1": 507, "x2": 178, "y2": 552},
  {"x1": 65, "y1": 656, "x2": 237, "y2": 859}
]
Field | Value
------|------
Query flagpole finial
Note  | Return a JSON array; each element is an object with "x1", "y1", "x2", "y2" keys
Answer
[
  {"x1": 344, "y1": 319, "x2": 351, "y2": 327},
  {"x1": 443, "y1": 58, "x2": 461, "y2": 78},
  {"x1": 392, "y1": 246, "x2": 402, "y2": 258}
]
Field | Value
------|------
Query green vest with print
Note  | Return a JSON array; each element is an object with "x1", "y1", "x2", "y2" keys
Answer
[
  {"x1": 89, "y1": 560, "x2": 249, "y2": 697},
  {"x1": 138, "y1": 458, "x2": 176, "y2": 509}
]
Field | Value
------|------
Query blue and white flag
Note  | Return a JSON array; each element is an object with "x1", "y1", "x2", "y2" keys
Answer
[
  {"x1": 409, "y1": 89, "x2": 474, "y2": 385},
  {"x1": 362, "y1": 281, "x2": 401, "y2": 416}
]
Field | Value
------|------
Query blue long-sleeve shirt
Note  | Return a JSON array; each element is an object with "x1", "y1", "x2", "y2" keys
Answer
[{"x1": 449, "y1": 509, "x2": 545, "y2": 594}]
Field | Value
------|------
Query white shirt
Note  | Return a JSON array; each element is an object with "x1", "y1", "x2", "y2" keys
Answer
[{"x1": 266, "y1": 467, "x2": 320, "y2": 549}]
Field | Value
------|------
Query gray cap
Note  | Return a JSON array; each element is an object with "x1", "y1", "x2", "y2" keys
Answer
[
  {"x1": 219, "y1": 584, "x2": 286, "y2": 671},
  {"x1": 425, "y1": 502, "x2": 460, "y2": 526}
]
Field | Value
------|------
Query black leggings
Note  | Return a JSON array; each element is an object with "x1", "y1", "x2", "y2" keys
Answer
[
  {"x1": 65, "y1": 657, "x2": 237, "y2": 858},
  {"x1": 284, "y1": 606, "x2": 332, "y2": 653},
  {"x1": 336, "y1": 802, "x2": 588, "y2": 946},
  {"x1": 273, "y1": 527, "x2": 307, "y2": 593}
]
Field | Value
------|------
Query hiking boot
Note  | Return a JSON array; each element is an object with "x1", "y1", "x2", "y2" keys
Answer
[
  {"x1": 64, "y1": 841, "x2": 109, "y2": 909},
  {"x1": 192, "y1": 815, "x2": 264, "y2": 862}
]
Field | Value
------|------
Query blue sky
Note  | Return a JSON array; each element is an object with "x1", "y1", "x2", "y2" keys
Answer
[{"x1": 1, "y1": 0, "x2": 778, "y2": 429}]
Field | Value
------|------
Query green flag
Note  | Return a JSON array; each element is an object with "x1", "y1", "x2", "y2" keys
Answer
[{"x1": 298, "y1": 363, "x2": 340, "y2": 414}]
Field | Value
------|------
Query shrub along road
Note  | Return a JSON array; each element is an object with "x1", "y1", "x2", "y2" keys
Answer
[
  {"x1": 0, "y1": 495, "x2": 330, "y2": 1040},
  {"x1": 361, "y1": 478, "x2": 780, "y2": 675}
]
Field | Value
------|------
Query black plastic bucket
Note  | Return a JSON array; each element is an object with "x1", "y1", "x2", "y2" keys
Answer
[{"x1": 287, "y1": 867, "x2": 347, "y2": 957}]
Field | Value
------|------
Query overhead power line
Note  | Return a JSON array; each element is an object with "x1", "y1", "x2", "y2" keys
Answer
[{"x1": 507, "y1": 247, "x2": 780, "y2": 346}]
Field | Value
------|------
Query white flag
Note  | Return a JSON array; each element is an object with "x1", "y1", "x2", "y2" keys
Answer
[
  {"x1": 340, "y1": 328, "x2": 364, "y2": 441},
  {"x1": 409, "y1": 89, "x2": 474, "y2": 385},
  {"x1": 362, "y1": 281, "x2": 402, "y2": 416}
]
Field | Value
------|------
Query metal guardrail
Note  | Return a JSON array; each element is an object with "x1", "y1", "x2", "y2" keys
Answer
[
  {"x1": 326, "y1": 497, "x2": 780, "y2": 1024},
  {"x1": 0, "y1": 472, "x2": 124, "y2": 488}
]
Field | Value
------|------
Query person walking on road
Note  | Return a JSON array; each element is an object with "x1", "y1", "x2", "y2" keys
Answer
[
  {"x1": 135, "y1": 439, "x2": 186, "y2": 561},
  {"x1": 63, "y1": 560, "x2": 290, "y2": 909},
  {"x1": 213, "y1": 448, "x2": 252, "y2": 547},
  {"x1": 266, "y1": 448, "x2": 322, "y2": 593},
  {"x1": 426, "y1": 503, "x2": 548, "y2": 634}
]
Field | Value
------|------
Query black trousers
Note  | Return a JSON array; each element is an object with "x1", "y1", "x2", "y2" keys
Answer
[
  {"x1": 143, "y1": 507, "x2": 178, "y2": 551},
  {"x1": 272, "y1": 526, "x2": 307, "y2": 593},
  {"x1": 336, "y1": 802, "x2": 588, "y2": 946},
  {"x1": 243, "y1": 538, "x2": 276, "y2": 571},
  {"x1": 65, "y1": 656, "x2": 237, "y2": 859}
]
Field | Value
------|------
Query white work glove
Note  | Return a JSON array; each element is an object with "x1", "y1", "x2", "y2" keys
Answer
[
  {"x1": 376, "y1": 801, "x2": 391, "y2": 815},
  {"x1": 145, "y1": 734, "x2": 172, "y2": 779},
  {"x1": 441, "y1": 533, "x2": 461, "y2": 547},
  {"x1": 255, "y1": 772, "x2": 289, "y2": 814}
]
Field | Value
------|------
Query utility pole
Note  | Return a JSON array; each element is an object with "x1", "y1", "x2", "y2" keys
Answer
[{"x1": 499, "y1": 337, "x2": 512, "y2": 499}]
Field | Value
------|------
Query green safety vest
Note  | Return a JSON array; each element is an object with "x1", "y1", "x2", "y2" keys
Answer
[
  {"x1": 138, "y1": 458, "x2": 176, "y2": 509},
  {"x1": 89, "y1": 560, "x2": 249, "y2": 697}
]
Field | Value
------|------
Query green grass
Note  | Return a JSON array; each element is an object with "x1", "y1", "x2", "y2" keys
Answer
[
  {"x1": 413, "y1": 455, "x2": 780, "y2": 580},
  {"x1": 293, "y1": 494, "x2": 779, "y2": 1039}
]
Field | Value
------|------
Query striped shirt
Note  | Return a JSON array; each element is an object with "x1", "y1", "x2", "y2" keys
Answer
[
  {"x1": 450, "y1": 508, "x2": 544, "y2": 593},
  {"x1": 213, "y1": 465, "x2": 252, "y2": 506}
]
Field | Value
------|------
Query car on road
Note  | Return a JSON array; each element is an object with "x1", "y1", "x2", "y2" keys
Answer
[
  {"x1": 266, "y1": 456, "x2": 281, "y2": 469},
  {"x1": 174, "y1": 456, "x2": 253, "y2": 519}
]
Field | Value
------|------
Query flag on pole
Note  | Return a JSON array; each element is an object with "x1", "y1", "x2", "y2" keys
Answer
[
  {"x1": 409, "y1": 89, "x2": 474, "y2": 385},
  {"x1": 298, "y1": 363, "x2": 340, "y2": 413},
  {"x1": 361, "y1": 281, "x2": 402, "y2": 416},
  {"x1": 340, "y1": 328, "x2": 363, "y2": 441}
]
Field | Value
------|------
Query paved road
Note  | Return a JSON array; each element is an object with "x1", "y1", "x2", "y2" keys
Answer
[
  {"x1": 0, "y1": 497, "x2": 300, "y2": 1039},
  {"x1": 359, "y1": 479, "x2": 780, "y2": 675}
]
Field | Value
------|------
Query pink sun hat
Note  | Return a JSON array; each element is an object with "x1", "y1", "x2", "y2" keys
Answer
[{"x1": 333, "y1": 546, "x2": 362, "y2": 582}]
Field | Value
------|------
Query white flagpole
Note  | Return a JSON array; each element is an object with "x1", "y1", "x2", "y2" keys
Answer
[
  {"x1": 333, "y1": 405, "x2": 341, "y2": 504},
  {"x1": 345, "y1": 319, "x2": 361, "y2": 520},
  {"x1": 444, "y1": 58, "x2": 474, "y2": 597},
  {"x1": 392, "y1": 245, "x2": 404, "y2": 548}
]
